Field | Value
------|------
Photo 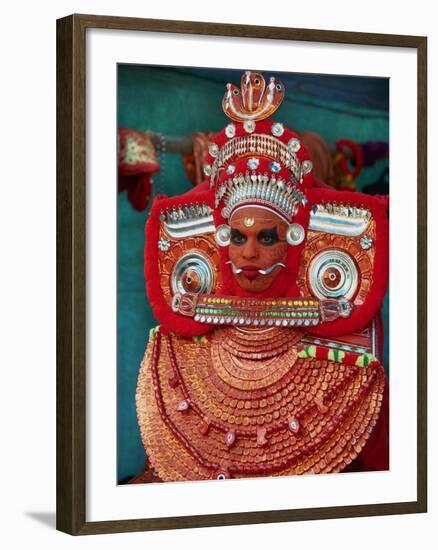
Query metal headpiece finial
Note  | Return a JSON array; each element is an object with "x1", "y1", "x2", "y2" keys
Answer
[{"x1": 222, "y1": 71, "x2": 285, "y2": 122}]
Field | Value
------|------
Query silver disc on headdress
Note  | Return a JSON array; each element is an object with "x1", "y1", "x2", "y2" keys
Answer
[
  {"x1": 215, "y1": 224, "x2": 231, "y2": 247},
  {"x1": 171, "y1": 253, "x2": 214, "y2": 295},
  {"x1": 286, "y1": 223, "x2": 305, "y2": 246},
  {"x1": 308, "y1": 250, "x2": 358, "y2": 300}
]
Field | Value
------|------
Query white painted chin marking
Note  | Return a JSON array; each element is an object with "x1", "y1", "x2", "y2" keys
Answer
[{"x1": 226, "y1": 261, "x2": 286, "y2": 276}]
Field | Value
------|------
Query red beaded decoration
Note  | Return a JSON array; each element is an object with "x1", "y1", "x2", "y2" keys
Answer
[{"x1": 147, "y1": 330, "x2": 382, "y2": 478}]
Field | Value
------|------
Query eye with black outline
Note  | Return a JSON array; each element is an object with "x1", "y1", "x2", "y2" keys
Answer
[
  {"x1": 276, "y1": 83, "x2": 282, "y2": 91},
  {"x1": 233, "y1": 89, "x2": 240, "y2": 95},
  {"x1": 230, "y1": 228, "x2": 247, "y2": 246},
  {"x1": 257, "y1": 227, "x2": 280, "y2": 246}
]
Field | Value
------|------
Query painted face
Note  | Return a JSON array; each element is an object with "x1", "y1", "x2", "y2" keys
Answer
[{"x1": 228, "y1": 206, "x2": 288, "y2": 292}]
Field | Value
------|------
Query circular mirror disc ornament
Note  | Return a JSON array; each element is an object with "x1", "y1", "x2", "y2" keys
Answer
[
  {"x1": 286, "y1": 223, "x2": 305, "y2": 246},
  {"x1": 171, "y1": 253, "x2": 214, "y2": 295},
  {"x1": 215, "y1": 224, "x2": 231, "y2": 247},
  {"x1": 309, "y1": 250, "x2": 358, "y2": 300}
]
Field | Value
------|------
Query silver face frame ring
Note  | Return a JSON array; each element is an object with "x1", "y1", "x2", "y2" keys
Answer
[
  {"x1": 215, "y1": 224, "x2": 231, "y2": 247},
  {"x1": 171, "y1": 252, "x2": 215, "y2": 295},
  {"x1": 308, "y1": 249, "x2": 359, "y2": 300},
  {"x1": 286, "y1": 223, "x2": 305, "y2": 246}
]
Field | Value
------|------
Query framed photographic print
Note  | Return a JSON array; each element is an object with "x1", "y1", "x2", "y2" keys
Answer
[{"x1": 56, "y1": 14, "x2": 427, "y2": 535}]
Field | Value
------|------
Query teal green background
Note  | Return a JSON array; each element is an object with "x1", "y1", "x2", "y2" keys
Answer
[{"x1": 117, "y1": 65, "x2": 389, "y2": 483}]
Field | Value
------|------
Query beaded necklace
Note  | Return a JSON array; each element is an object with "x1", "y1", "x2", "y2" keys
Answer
[{"x1": 150, "y1": 328, "x2": 379, "y2": 479}]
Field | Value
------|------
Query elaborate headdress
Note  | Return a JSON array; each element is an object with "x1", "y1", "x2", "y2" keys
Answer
[
  {"x1": 202, "y1": 71, "x2": 314, "y2": 247},
  {"x1": 144, "y1": 71, "x2": 389, "y2": 338}
]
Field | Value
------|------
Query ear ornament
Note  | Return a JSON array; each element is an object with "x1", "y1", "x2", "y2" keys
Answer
[
  {"x1": 215, "y1": 224, "x2": 231, "y2": 247},
  {"x1": 286, "y1": 223, "x2": 305, "y2": 246}
]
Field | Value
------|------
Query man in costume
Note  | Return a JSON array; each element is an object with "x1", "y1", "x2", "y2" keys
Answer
[{"x1": 135, "y1": 71, "x2": 389, "y2": 482}]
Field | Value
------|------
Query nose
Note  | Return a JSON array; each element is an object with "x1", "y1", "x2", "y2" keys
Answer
[{"x1": 241, "y1": 237, "x2": 259, "y2": 260}]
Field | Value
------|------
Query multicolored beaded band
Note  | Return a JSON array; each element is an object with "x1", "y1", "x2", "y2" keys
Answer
[
  {"x1": 297, "y1": 344, "x2": 380, "y2": 368},
  {"x1": 171, "y1": 292, "x2": 353, "y2": 326}
]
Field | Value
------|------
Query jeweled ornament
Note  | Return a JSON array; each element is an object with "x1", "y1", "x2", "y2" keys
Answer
[
  {"x1": 269, "y1": 161, "x2": 281, "y2": 173},
  {"x1": 286, "y1": 223, "x2": 305, "y2": 245},
  {"x1": 288, "y1": 416, "x2": 300, "y2": 434},
  {"x1": 208, "y1": 142, "x2": 219, "y2": 157},
  {"x1": 215, "y1": 467, "x2": 231, "y2": 480},
  {"x1": 271, "y1": 122, "x2": 284, "y2": 136},
  {"x1": 302, "y1": 159, "x2": 313, "y2": 174},
  {"x1": 243, "y1": 120, "x2": 256, "y2": 133},
  {"x1": 177, "y1": 400, "x2": 190, "y2": 413},
  {"x1": 247, "y1": 157, "x2": 260, "y2": 170},
  {"x1": 288, "y1": 137, "x2": 301, "y2": 153},
  {"x1": 225, "y1": 123, "x2": 236, "y2": 138},
  {"x1": 215, "y1": 224, "x2": 231, "y2": 247},
  {"x1": 360, "y1": 235, "x2": 373, "y2": 249},
  {"x1": 158, "y1": 237, "x2": 170, "y2": 252},
  {"x1": 225, "y1": 430, "x2": 236, "y2": 448}
]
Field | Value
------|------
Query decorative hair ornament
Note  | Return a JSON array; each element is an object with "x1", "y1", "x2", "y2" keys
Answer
[
  {"x1": 217, "y1": 172, "x2": 307, "y2": 222},
  {"x1": 209, "y1": 133, "x2": 304, "y2": 189},
  {"x1": 222, "y1": 71, "x2": 285, "y2": 122},
  {"x1": 160, "y1": 203, "x2": 215, "y2": 238},
  {"x1": 205, "y1": 71, "x2": 316, "y2": 230}
]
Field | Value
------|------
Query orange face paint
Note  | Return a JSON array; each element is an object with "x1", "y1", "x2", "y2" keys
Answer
[{"x1": 228, "y1": 206, "x2": 289, "y2": 292}]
